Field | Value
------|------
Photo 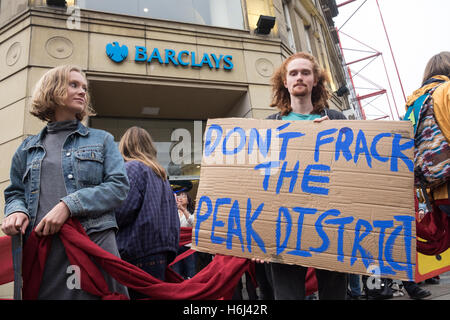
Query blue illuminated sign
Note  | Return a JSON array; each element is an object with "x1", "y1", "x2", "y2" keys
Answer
[
  {"x1": 105, "y1": 42, "x2": 233, "y2": 70},
  {"x1": 106, "y1": 42, "x2": 129, "y2": 63}
]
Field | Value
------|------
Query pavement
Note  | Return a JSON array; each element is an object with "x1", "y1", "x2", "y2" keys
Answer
[
  {"x1": 242, "y1": 271, "x2": 450, "y2": 300},
  {"x1": 394, "y1": 271, "x2": 450, "y2": 300}
]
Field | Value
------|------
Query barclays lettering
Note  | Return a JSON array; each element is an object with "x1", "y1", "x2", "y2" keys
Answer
[{"x1": 105, "y1": 41, "x2": 233, "y2": 70}]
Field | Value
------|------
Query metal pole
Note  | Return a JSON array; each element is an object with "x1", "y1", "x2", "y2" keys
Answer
[
  {"x1": 337, "y1": 0, "x2": 358, "y2": 8},
  {"x1": 336, "y1": 27, "x2": 365, "y2": 119},
  {"x1": 375, "y1": 0, "x2": 407, "y2": 103},
  {"x1": 345, "y1": 52, "x2": 381, "y2": 66}
]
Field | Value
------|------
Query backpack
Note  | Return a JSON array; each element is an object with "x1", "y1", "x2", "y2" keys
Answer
[{"x1": 404, "y1": 81, "x2": 450, "y2": 193}]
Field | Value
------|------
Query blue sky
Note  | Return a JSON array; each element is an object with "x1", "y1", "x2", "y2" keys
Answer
[{"x1": 333, "y1": 0, "x2": 450, "y2": 120}]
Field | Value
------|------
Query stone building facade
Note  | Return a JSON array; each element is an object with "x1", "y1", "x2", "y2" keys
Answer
[{"x1": 0, "y1": 0, "x2": 356, "y2": 298}]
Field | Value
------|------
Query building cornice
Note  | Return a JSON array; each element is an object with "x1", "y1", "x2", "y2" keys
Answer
[{"x1": 22, "y1": 7, "x2": 284, "y2": 47}]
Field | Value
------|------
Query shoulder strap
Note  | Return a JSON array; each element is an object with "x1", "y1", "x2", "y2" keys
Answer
[
  {"x1": 404, "y1": 83, "x2": 444, "y2": 136},
  {"x1": 421, "y1": 78, "x2": 446, "y2": 86},
  {"x1": 404, "y1": 93, "x2": 430, "y2": 135}
]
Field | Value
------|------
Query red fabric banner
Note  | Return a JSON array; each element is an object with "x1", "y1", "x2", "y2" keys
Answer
[
  {"x1": 0, "y1": 236, "x2": 13, "y2": 285},
  {"x1": 23, "y1": 219, "x2": 251, "y2": 300},
  {"x1": 1, "y1": 221, "x2": 318, "y2": 299},
  {"x1": 179, "y1": 227, "x2": 193, "y2": 246},
  {"x1": 415, "y1": 196, "x2": 450, "y2": 255}
]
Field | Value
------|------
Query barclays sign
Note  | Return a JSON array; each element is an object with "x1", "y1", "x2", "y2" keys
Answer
[
  {"x1": 106, "y1": 41, "x2": 233, "y2": 70},
  {"x1": 106, "y1": 42, "x2": 129, "y2": 62}
]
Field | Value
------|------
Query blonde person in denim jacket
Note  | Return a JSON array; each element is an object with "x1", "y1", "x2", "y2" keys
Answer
[{"x1": 2, "y1": 65, "x2": 130, "y2": 299}]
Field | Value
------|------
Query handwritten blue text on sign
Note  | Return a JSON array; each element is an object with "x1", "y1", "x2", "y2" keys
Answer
[{"x1": 193, "y1": 119, "x2": 416, "y2": 281}]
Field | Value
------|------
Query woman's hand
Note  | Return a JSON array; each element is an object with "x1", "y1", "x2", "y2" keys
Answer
[
  {"x1": 1, "y1": 212, "x2": 29, "y2": 236},
  {"x1": 178, "y1": 205, "x2": 191, "y2": 219},
  {"x1": 35, "y1": 201, "x2": 71, "y2": 237}
]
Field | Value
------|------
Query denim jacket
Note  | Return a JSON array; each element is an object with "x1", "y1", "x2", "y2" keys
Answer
[{"x1": 4, "y1": 121, "x2": 130, "y2": 237}]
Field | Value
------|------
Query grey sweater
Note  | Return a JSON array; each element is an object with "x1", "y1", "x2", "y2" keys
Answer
[
  {"x1": 35, "y1": 120, "x2": 77, "y2": 226},
  {"x1": 35, "y1": 120, "x2": 128, "y2": 299}
]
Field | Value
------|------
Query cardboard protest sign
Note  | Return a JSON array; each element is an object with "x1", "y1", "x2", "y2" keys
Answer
[{"x1": 192, "y1": 118, "x2": 416, "y2": 281}]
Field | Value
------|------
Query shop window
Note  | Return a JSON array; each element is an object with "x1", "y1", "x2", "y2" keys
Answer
[
  {"x1": 90, "y1": 117, "x2": 206, "y2": 181},
  {"x1": 304, "y1": 25, "x2": 313, "y2": 54},
  {"x1": 282, "y1": 1, "x2": 296, "y2": 52},
  {"x1": 78, "y1": 0, "x2": 244, "y2": 29}
]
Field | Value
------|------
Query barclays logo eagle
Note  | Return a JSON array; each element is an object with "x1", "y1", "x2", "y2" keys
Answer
[{"x1": 106, "y1": 42, "x2": 128, "y2": 63}]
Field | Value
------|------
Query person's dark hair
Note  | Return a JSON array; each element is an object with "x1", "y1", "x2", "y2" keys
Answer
[
  {"x1": 180, "y1": 191, "x2": 195, "y2": 214},
  {"x1": 422, "y1": 51, "x2": 450, "y2": 84}
]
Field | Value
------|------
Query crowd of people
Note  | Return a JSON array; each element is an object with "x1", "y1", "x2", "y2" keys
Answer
[{"x1": 1, "y1": 49, "x2": 449, "y2": 300}]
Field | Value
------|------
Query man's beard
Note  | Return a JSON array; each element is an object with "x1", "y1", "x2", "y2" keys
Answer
[{"x1": 291, "y1": 84, "x2": 309, "y2": 97}]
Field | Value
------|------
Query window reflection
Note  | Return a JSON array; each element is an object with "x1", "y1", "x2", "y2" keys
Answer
[
  {"x1": 79, "y1": 0, "x2": 244, "y2": 29},
  {"x1": 90, "y1": 117, "x2": 205, "y2": 180}
]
